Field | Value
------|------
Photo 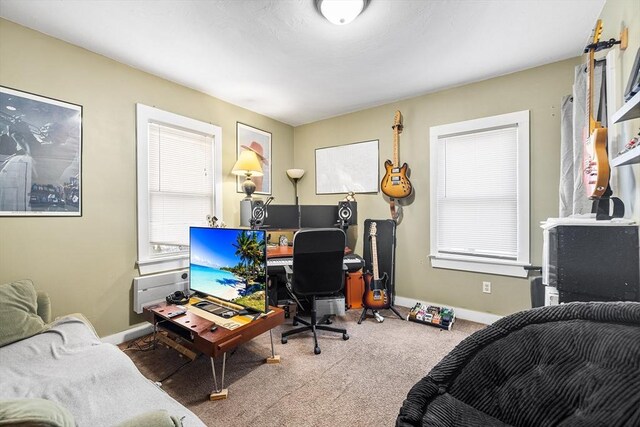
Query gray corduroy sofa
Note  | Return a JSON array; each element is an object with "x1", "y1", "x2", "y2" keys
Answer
[
  {"x1": 0, "y1": 279, "x2": 205, "y2": 427},
  {"x1": 397, "y1": 301, "x2": 640, "y2": 426}
]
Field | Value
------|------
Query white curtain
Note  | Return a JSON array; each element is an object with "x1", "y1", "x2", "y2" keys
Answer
[{"x1": 559, "y1": 61, "x2": 607, "y2": 217}]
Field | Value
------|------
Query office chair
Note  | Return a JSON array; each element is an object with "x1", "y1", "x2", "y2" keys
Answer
[{"x1": 280, "y1": 228, "x2": 349, "y2": 355}]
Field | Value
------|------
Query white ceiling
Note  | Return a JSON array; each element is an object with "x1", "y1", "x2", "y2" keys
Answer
[{"x1": 0, "y1": 0, "x2": 606, "y2": 126}]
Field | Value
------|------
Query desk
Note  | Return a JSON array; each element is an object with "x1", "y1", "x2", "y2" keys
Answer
[
  {"x1": 267, "y1": 245, "x2": 295, "y2": 258},
  {"x1": 267, "y1": 245, "x2": 352, "y2": 258},
  {"x1": 144, "y1": 300, "x2": 284, "y2": 400},
  {"x1": 266, "y1": 246, "x2": 362, "y2": 305}
]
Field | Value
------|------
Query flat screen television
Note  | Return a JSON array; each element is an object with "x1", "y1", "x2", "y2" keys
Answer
[{"x1": 189, "y1": 227, "x2": 267, "y2": 313}]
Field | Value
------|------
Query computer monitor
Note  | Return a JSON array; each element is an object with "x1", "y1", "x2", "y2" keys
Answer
[
  {"x1": 299, "y1": 205, "x2": 339, "y2": 228},
  {"x1": 264, "y1": 204, "x2": 300, "y2": 229},
  {"x1": 189, "y1": 227, "x2": 267, "y2": 313}
]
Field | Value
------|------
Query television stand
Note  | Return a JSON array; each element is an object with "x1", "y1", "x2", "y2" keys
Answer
[{"x1": 144, "y1": 301, "x2": 284, "y2": 400}]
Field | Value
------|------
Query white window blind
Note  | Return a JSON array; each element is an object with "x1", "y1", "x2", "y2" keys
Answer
[
  {"x1": 136, "y1": 104, "x2": 222, "y2": 275},
  {"x1": 148, "y1": 123, "x2": 212, "y2": 249},
  {"x1": 429, "y1": 110, "x2": 529, "y2": 277},
  {"x1": 436, "y1": 125, "x2": 518, "y2": 259}
]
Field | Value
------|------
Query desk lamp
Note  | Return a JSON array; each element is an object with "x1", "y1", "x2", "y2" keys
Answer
[
  {"x1": 286, "y1": 168, "x2": 305, "y2": 205},
  {"x1": 232, "y1": 150, "x2": 264, "y2": 199}
]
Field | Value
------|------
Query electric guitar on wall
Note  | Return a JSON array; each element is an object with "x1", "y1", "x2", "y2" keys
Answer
[
  {"x1": 381, "y1": 111, "x2": 412, "y2": 199},
  {"x1": 583, "y1": 19, "x2": 610, "y2": 199},
  {"x1": 363, "y1": 222, "x2": 390, "y2": 310}
]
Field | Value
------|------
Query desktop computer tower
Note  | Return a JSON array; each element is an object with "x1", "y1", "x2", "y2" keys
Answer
[
  {"x1": 362, "y1": 219, "x2": 397, "y2": 302},
  {"x1": 547, "y1": 225, "x2": 639, "y2": 303}
]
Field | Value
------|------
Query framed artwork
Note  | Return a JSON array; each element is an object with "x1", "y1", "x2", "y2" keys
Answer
[
  {"x1": 0, "y1": 86, "x2": 82, "y2": 216},
  {"x1": 236, "y1": 122, "x2": 271, "y2": 195},
  {"x1": 315, "y1": 140, "x2": 379, "y2": 194}
]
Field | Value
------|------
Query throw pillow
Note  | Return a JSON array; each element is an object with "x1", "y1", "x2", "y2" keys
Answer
[
  {"x1": 0, "y1": 398, "x2": 75, "y2": 427},
  {"x1": 0, "y1": 279, "x2": 46, "y2": 347},
  {"x1": 116, "y1": 410, "x2": 183, "y2": 427}
]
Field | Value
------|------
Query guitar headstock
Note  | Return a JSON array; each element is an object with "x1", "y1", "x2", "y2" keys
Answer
[
  {"x1": 392, "y1": 111, "x2": 403, "y2": 133},
  {"x1": 584, "y1": 19, "x2": 603, "y2": 53},
  {"x1": 369, "y1": 222, "x2": 377, "y2": 237},
  {"x1": 592, "y1": 19, "x2": 603, "y2": 44}
]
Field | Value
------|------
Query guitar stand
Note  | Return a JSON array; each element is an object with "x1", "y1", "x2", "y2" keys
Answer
[{"x1": 358, "y1": 305, "x2": 404, "y2": 324}]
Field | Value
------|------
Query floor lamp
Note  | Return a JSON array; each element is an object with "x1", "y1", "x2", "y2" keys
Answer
[{"x1": 286, "y1": 168, "x2": 305, "y2": 205}]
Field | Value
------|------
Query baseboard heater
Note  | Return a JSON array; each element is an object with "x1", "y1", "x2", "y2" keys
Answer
[{"x1": 133, "y1": 269, "x2": 189, "y2": 314}]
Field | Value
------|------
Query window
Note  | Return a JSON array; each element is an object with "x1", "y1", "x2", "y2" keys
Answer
[
  {"x1": 429, "y1": 110, "x2": 530, "y2": 277},
  {"x1": 136, "y1": 104, "x2": 222, "y2": 275}
]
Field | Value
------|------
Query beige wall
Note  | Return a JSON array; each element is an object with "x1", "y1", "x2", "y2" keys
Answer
[
  {"x1": 293, "y1": 59, "x2": 580, "y2": 316},
  {"x1": 1, "y1": 0, "x2": 637, "y2": 335},
  {"x1": 600, "y1": 0, "x2": 640, "y2": 219},
  {"x1": 292, "y1": 0, "x2": 639, "y2": 317},
  {"x1": 0, "y1": 19, "x2": 295, "y2": 337}
]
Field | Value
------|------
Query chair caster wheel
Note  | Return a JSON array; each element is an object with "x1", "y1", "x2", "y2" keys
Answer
[
  {"x1": 343, "y1": 333, "x2": 349, "y2": 340},
  {"x1": 281, "y1": 337, "x2": 288, "y2": 344},
  {"x1": 314, "y1": 347, "x2": 321, "y2": 355}
]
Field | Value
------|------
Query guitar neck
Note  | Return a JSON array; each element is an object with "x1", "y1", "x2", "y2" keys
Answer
[
  {"x1": 392, "y1": 130, "x2": 399, "y2": 167},
  {"x1": 588, "y1": 47, "x2": 597, "y2": 132},
  {"x1": 371, "y1": 235, "x2": 380, "y2": 280},
  {"x1": 587, "y1": 20, "x2": 604, "y2": 133}
]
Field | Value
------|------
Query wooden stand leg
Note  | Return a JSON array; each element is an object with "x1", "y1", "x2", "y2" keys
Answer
[
  {"x1": 209, "y1": 353, "x2": 228, "y2": 401},
  {"x1": 266, "y1": 329, "x2": 280, "y2": 364}
]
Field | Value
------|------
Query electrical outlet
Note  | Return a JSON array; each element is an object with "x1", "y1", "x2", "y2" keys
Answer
[{"x1": 482, "y1": 281, "x2": 491, "y2": 294}]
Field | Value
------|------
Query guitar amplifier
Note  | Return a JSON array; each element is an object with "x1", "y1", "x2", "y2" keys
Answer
[
  {"x1": 344, "y1": 271, "x2": 365, "y2": 309},
  {"x1": 547, "y1": 225, "x2": 639, "y2": 302}
]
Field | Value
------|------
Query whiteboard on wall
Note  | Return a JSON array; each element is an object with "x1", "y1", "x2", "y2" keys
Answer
[{"x1": 315, "y1": 140, "x2": 379, "y2": 194}]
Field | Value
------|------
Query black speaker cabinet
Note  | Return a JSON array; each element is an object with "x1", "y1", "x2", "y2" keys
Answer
[
  {"x1": 362, "y1": 219, "x2": 396, "y2": 300},
  {"x1": 548, "y1": 225, "x2": 639, "y2": 302},
  {"x1": 337, "y1": 201, "x2": 357, "y2": 226}
]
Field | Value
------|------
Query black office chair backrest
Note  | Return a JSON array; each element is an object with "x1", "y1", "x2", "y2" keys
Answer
[{"x1": 292, "y1": 228, "x2": 346, "y2": 296}]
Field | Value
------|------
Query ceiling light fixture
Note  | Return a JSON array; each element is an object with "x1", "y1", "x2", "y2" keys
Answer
[{"x1": 316, "y1": 0, "x2": 370, "y2": 25}]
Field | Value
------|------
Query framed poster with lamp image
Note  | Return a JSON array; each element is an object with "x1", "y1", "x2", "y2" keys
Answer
[{"x1": 236, "y1": 122, "x2": 271, "y2": 196}]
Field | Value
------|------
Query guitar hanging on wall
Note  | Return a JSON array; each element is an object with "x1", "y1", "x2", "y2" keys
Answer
[
  {"x1": 362, "y1": 222, "x2": 390, "y2": 311},
  {"x1": 582, "y1": 19, "x2": 610, "y2": 199},
  {"x1": 380, "y1": 111, "x2": 412, "y2": 220}
]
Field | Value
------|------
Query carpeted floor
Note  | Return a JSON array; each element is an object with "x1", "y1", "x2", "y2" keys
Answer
[{"x1": 122, "y1": 307, "x2": 485, "y2": 427}]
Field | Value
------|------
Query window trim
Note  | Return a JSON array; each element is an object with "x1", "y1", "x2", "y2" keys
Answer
[
  {"x1": 429, "y1": 110, "x2": 530, "y2": 278},
  {"x1": 136, "y1": 104, "x2": 222, "y2": 275}
]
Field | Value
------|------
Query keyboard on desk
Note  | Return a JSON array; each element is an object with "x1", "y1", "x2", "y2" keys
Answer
[{"x1": 267, "y1": 254, "x2": 364, "y2": 274}]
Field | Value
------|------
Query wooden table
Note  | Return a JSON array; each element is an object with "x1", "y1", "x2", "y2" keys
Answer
[{"x1": 144, "y1": 300, "x2": 285, "y2": 400}]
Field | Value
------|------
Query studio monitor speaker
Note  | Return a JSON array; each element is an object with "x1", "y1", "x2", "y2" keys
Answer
[
  {"x1": 337, "y1": 201, "x2": 357, "y2": 226},
  {"x1": 240, "y1": 199, "x2": 266, "y2": 228}
]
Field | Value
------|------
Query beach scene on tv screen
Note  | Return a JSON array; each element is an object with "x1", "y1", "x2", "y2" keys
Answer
[{"x1": 190, "y1": 228, "x2": 267, "y2": 312}]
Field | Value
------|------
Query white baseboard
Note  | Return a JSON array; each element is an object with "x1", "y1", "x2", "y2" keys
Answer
[
  {"x1": 100, "y1": 297, "x2": 502, "y2": 344},
  {"x1": 394, "y1": 296, "x2": 503, "y2": 325},
  {"x1": 101, "y1": 322, "x2": 154, "y2": 345}
]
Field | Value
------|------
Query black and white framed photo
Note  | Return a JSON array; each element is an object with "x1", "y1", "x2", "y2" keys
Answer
[
  {"x1": 0, "y1": 86, "x2": 82, "y2": 216},
  {"x1": 236, "y1": 122, "x2": 272, "y2": 195}
]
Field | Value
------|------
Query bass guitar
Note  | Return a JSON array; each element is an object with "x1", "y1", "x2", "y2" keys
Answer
[
  {"x1": 381, "y1": 111, "x2": 412, "y2": 199},
  {"x1": 363, "y1": 222, "x2": 390, "y2": 310},
  {"x1": 583, "y1": 19, "x2": 610, "y2": 199}
]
